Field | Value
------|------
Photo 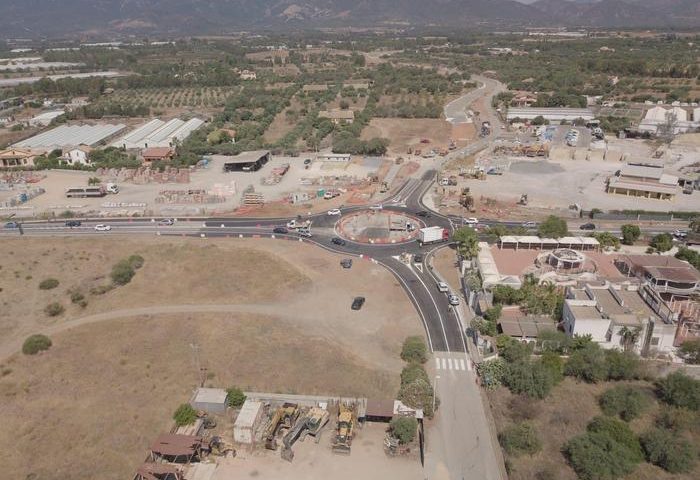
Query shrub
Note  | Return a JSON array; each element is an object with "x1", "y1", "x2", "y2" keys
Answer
[
  {"x1": 604, "y1": 350, "x2": 641, "y2": 381},
  {"x1": 110, "y1": 260, "x2": 135, "y2": 285},
  {"x1": 475, "y1": 358, "x2": 507, "y2": 389},
  {"x1": 565, "y1": 431, "x2": 642, "y2": 480},
  {"x1": 565, "y1": 344, "x2": 608, "y2": 383},
  {"x1": 599, "y1": 385, "x2": 652, "y2": 421},
  {"x1": 620, "y1": 225, "x2": 641, "y2": 245},
  {"x1": 226, "y1": 386, "x2": 246, "y2": 408},
  {"x1": 587, "y1": 416, "x2": 644, "y2": 461},
  {"x1": 678, "y1": 338, "x2": 700, "y2": 364},
  {"x1": 641, "y1": 428, "x2": 696, "y2": 473},
  {"x1": 38, "y1": 278, "x2": 59, "y2": 290},
  {"x1": 44, "y1": 302, "x2": 65, "y2": 317},
  {"x1": 398, "y1": 376, "x2": 436, "y2": 417},
  {"x1": 655, "y1": 371, "x2": 700, "y2": 410},
  {"x1": 649, "y1": 233, "x2": 673, "y2": 253},
  {"x1": 173, "y1": 403, "x2": 197, "y2": 426},
  {"x1": 499, "y1": 339, "x2": 532, "y2": 363},
  {"x1": 498, "y1": 422, "x2": 541, "y2": 456},
  {"x1": 656, "y1": 406, "x2": 699, "y2": 432},
  {"x1": 390, "y1": 416, "x2": 418, "y2": 444},
  {"x1": 127, "y1": 254, "x2": 145, "y2": 269},
  {"x1": 401, "y1": 363, "x2": 430, "y2": 385},
  {"x1": 401, "y1": 336, "x2": 428, "y2": 364},
  {"x1": 540, "y1": 351, "x2": 564, "y2": 384},
  {"x1": 471, "y1": 316, "x2": 497, "y2": 336},
  {"x1": 22, "y1": 334, "x2": 52, "y2": 355},
  {"x1": 70, "y1": 291, "x2": 85, "y2": 303},
  {"x1": 504, "y1": 361, "x2": 555, "y2": 399}
]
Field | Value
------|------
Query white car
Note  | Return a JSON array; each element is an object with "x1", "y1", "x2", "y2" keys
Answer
[
  {"x1": 370, "y1": 204, "x2": 383, "y2": 211},
  {"x1": 522, "y1": 221, "x2": 537, "y2": 229},
  {"x1": 448, "y1": 294, "x2": 460, "y2": 306},
  {"x1": 94, "y1": 224, "x2": 111, "y2": 231},
  {"x1": 327, "y1": 209, "x2": 342, "y2": 216},
  {"x1": 463, "y1": 217, "x2": 479, "y2": 226},
  {"x1": 437, "y1": 282, "x2": 449, "y2": 293}
]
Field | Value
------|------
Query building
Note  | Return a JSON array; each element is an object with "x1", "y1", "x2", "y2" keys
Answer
[
  {"x1": 511, "y1": 92, "x2": 538, "y2": 108},
  {"x1": 498, "y1": 236, "x2": 599, "y2": 251},
  {"x1": 13, "y1": 123, "x2": 126, "y2": 150},
  {"x1": 111, "y1": 118, "x2": 205, "y2": 150},
  {"x1": 148, "y1": 434, "x2": 207, "y2": 463},
  {"x1": 476, "y1": 241, "x2": 523, "y2": 290},
  {"x1": 239, "y1": 69, "x2": 257, "y2": 80},
  {"x1": 190, "y1": 387, "x2": 228, "y2": 414},
  {"x1": 219, "y1": 150, "x2": 271, "y2": 172},
  {"x1": 62, "y1": 145, "x2": 92, "y2": 165},
  {"x1": 319, "y1": 109, "x2": 354, "y2": 125},
  {"x1": 233, "y1": 400, "x2": 264, "y2": 444},
  {"x1": 606, "y1": 164, "x2": 679, "y2": 200},
  {"x1": 0, "y1": 148, "x2": 40, "y2": 168},
  {"x1": 506, "y1": 107, "x2": 595, "y2": 123},
  {"x1": 141, "y1": 147, "x2": 175, "y2": 163},
  {"x1": 615, "y1": 255, "x2": 700, "y2": 298},
  {"x1": 317, "y1": 153, "x2": 351, "y2": 162},
  {"x1": 28, "y1": 110, "x2": 65, "y2": 127},
  {"x1": 497, "y1": 306, "x2": 556, "y2": 342},
  {"x1": 638, "y1": 105, "x2": 698, "y2": 135},
  {"x1": 563, "y1": 282, "x2": 677, "y2": 355}
]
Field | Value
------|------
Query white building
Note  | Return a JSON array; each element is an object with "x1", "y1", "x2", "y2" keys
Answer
[
  {"x1": 62, "y1": 145, "x2": 92, "y2": 165},
  {"x1": 233, "y1": 400, "x2": 264, "y2": 444},
  {"x1": 506, "y1": 107, "x2": 595, "y2": 123},
  {"x1": 638, "y1": 105, "x2": 699, "y2": 135},
  {"x1": 28, "y1": 110, "x2": 65, "y2": 127}
]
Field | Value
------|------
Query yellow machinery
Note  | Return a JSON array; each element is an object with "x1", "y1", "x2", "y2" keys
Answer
[
  {"x1": 281, "y1": 407, "x2": 329, "y2": 462},
  {"x1": 332, "y1": 404, "x2": 355, "y2": 454},
  {"x1": 264, "y1": 403, "x2": 299, "y2": 450}
]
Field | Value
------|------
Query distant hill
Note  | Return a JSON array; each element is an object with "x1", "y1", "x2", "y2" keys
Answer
[{"x1": 0, "y1": 0, "x2": 697, "y2": 38}]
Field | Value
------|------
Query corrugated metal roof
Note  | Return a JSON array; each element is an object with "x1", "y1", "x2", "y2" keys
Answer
[
  {"x1": 193, "y1": 387, "x2": 227, "y2": 405},
  {"x1": 111, "y1": 118, "x2": 204, "y2": 149},
  {"x1": 14, "y1": 123, "x2": 126, "y2": 149}
]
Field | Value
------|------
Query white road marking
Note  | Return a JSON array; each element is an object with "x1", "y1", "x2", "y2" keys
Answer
[
  {"x1": 448, "y1": 358, "x2": 453, "y2": 370},
  {"x1": 441, "y1": 358, "x2": 447, "y2": 370},
  {"x1": 435, "y1": 357, "x2": 440, "y2": 370},
  {"x1": 459, "y1": 359, "x2": 466, "y2": 371}
]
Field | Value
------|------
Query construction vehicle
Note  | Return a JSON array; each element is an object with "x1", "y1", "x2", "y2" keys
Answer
[
  {"x1": 332, "y1": 404, "x2": 355, "y2": 454},
  {"x1": 209, "y1": 436, "x2": 236, "y2": 457},
  {"x1": 286, "y1": 219, "x2": 311, "y2": 230},
  {"x1": 460, "y1": 187, "x2": 475, "y2": 212},
  {"x1": 448, "y1": 139, "x2": 457, "y2": 150},
  {"x1": 264, "y1": 403, "x2": 300, "y2": 450},
  {"x1": 379, "y1": 181, "x2": 389, "y2": 193},
  {"x1": 480, "y1": 121, "x2": 492, "y2": 137},
  {"x1": 518, "y1": 194, "x2": 528, "y2": 206},
  {"x1": 281, "y1": 407, "x2": 330, "y2": 462}
]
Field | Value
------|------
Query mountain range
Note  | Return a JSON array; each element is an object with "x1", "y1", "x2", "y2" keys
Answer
[{"x1": 0, "y1": 0, "x2": 698, "y2": 38}]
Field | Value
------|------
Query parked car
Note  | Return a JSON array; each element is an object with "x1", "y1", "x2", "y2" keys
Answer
[
  {"x1": 3, "y1": 221, "x2": 19, "y2": 229},
  {"x1": 579, "y1": 223, "x2": 596, "y2": 230},
  {"x1": 448, "y1": 294, "x2": 460, "y2": 306},
  {"x1": 413, "y1": 254, "x2": 423, "y2": 263},
  {"x1": 65, "y1": 220, "x2": 82, "y2": 227},
  {"x1": 351, "y1": 296, "x2": 366, "y2": 310},
  {"x1": 304, "y1": 158, "x2": 312, "y2": 165},
  {"x1": 297, "y1": 228, "x2": 312, "y2": 238},
  {"x1": 437, "y1": 281, "x2": 449, "y2": 293},
  {"x1": 158, "y1": 218, "x2": 174, "y2": 226},
  {"x1": 521, "y1": 221, "x2": 537, "y2": 229},
  {"x1": 331, "y1": 237, "x2": 346, "y2": 246},
  {"x1": 416, "y1": 210, "x2": 431, "y2": 218},
  {"x1": 327, "y1": 209, "x2": 342, "y2": 216},
  {"x1": 463, "y1": 217, "x2": 479, "y2": 226},
  {"x1": 94, "y1": 224, "x2": 111, "y2": 231},
  {"x1": 673, "y1": 230, "x2": 688, "y2": 239},
  {"x1": 273, "y1": 226, "x2": 288, "y2": 234},
  {"x1": 370, "y1": 204, "x2": 383, "y2": 211},
  {"x1": 340, "y1": 258, "x2": 353, "y2": 269}
]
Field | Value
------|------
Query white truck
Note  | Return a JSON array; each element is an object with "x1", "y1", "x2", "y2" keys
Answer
[{"x1": 418, "y1": 226, "x2": 449, "y2": 246}]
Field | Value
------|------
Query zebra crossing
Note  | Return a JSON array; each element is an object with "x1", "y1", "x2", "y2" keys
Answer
[{"x1": 435, "y1": 355, "x2": 472, "y2": 373}]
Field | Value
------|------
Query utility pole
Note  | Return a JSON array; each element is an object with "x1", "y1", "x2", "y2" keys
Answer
[{"x1": 190, "y1": 343, "x2": 207, "y2": 387}]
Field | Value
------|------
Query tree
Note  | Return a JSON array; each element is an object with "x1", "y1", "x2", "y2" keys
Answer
[
  {"x1": 226, "y1": 386, "x2": 246, "y2": 407},
  {"x1": 617, "y1": 326, "x2": 642, "y2": 353},
  {"x1": 620, "y1": 224, "x2": 641, "y2": 245},
  {"x1": 22, "y1": 334, "x2": 52, "y2": 355},
  {"x1": 476, "y1": 358, "x2": 507, "y2": 389},
  {"x1": 471, "y1": 316, "x2": 497, "y2": 336},
  {"x1": 605, "y1": 350, "x2": 641, "y2": 381},
  {"x1": 531, "y1": 115, "x2": 547, "y2": 126},
  {"x1": 173, "y1": 403, "x2": 197, "y2": 426},
  {"x1": 641, "y1": 428, "x2": 696, "y2": 473},
  {"x1": 655, "y1": 371, "x2": 700, "y2": 410},
  {"x1": 452, "y1": 227, "x2": 479, "y2": 258},
  {"x1": 593, "y1": 232, "x2": 620, "y2": 250},
  {"x1": 565, "y1": 430, "x2": 642, "y2": 480},
  {"x1": 389, "y1": 416, "x2": 418, "y2": 444},
  {"x1": 498, "y1": 422, "x2": 542, "y2": 456},
  {"x1": 110, "y1": 260, "x2": 135, "y2": 285},
  {"x1": 398, "y1": 376, "x2": 436, "y2": 417},
  {"x1": 599, "y1": 385, "x2": 652, "y2": 421},
  {"x1": 401, "y1": 336, "x2": 428, "y2": 364},
  {"x1": 537, "y1": 215, "x2": 568, "y2": 239},
  {"x1": 504, "y1": 360, "x2": 555, "y2": 399},
  {"x1": 678, "y1": 339, "x2": 700, "y2": 364},
  {"x1": 483, "y1": 304, "x2": 502, "y2": 323},
  {"x1": 649, "y1": 233, "x2": 673, "y2": 253},
  {"x1": 675, "y1": 247, "x2": 700, "y2": 271},
  {"x1": 565, "y1": 343, "x2": 608, "y2": 383}
]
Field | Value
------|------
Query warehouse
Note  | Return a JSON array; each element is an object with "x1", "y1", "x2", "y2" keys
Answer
[
  {"x1": 111, "y1": 117, "x2": 205, "y2": 149},
  {"x1": 506, "y1": 107, "x2": 595, "y2": 123},
  {"x1": 606, "y1": 164, "x2": 679, "y2": 200},
  {"x1": 219, "y1": 150, "x2": 271, "y2": 172},
  {"x1": 13, "y1": 123, "x2": 126, "y2": 149},
  {"x1": 233, "y1": 400, "x2": 264, "y2": 444},
  {"x1": 190, "y1": 387, "x2": 228, "y2": 414}
]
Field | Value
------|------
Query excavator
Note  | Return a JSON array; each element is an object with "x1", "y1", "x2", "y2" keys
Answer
[
  {"x1": 331, "y1": 404, "x2": 355, "y2": 454},
  {"x1": 264, "y1": 403, "x2": 299, "y2": 451},
  {"x1": 280, "y1": 407, "x2": 329, "y2": 462},
  {"x1": 460, "y1": 187, "x2": 475, "y2": 212}
]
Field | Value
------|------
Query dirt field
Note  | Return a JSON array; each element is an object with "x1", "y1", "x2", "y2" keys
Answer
[
  {"x1": 0, "y1": 237, "x2": 423, "y2": 480},
  {"x1": 361, "y1": 118, "x2": 455, "y2": 155}
]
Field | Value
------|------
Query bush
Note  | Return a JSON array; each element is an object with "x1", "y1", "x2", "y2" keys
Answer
[
  {"x1": 401, "y1": 363, "x2": 430, "y2": 386},
  {"x1": 226, "y1": 386, "x2": 246, "y2": 408},
  {"x1": 401, "y1": 336, "x2": 428, "y2": 364},
  {"x1": 599, "y1": 385, "x2": 652, "y2": 421},
  {"x1": 398, "y1": 376, "x2": 436, "y2": 417},
  {"x1": 504, "y1": 360, "x2": 555, "y2": 399},
  {"x1": 390, "y1": 416, "x2": 418, "y2": 444},
  {"x1": 44, "y1": 302, "x2": 65, "y2": 317},
  {"x1": 476, "y1": 358, "x2": 507, "y2": 389},
  {"x1": 471, "y1": 316, "x2": 497, "y2": 336},
  {"x1": 540, "y1": 352, "x2": 565, "y2": 384},
  {"x1": 110, "y1": 260, "x2": 135, "y2": 285},
  {"x1": 173, "y1": 403, "x2": 197, "y2": 426},
  {"x1": 649, "y1": 233, "x2": 673, "y2": 253},
  {"x1": 655, "y1": 371, "x2": 700, "y2": 410},
  {"x1": 641, "y1": 428, "x2": 696, "y2": 473},
  {"x1": 127, "y1": 254, "x2": 145, "y2": 269},
  {"x1": 38, "y1": 278, "x2": 59, "y2": 290},
  {"x1": 620, "y1": 224, "x2": 641, "y2": 245},
  {"x1": 604, "y1": 350, "x2": 641, "y2": 381},
  {"x1": 565, "y1": 344, "x2": 608, "y2": 383},
  {"x1": 499, "y1": 339, "x2": 532, "y2": 363},
  {"x1": 498, "y1": 422, "x2": 541, "y2": 456},
  {"x1": 565, "y1": 431, "x2": 642, "y2": 480},
  {"x1": 22, "y1": 334, "x2": 52, "y2": 355},
  {"x1": 656, "y1": 406, "x2": 699, "y2": 432},
  {"x1": 587, "y1": 416, "x2": 644, "y2": 461},
  {"x1": 678, "y1": 338, "x2": 700, "y2": 364}
]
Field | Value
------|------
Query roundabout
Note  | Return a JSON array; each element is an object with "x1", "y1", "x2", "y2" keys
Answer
[{"x1": 335, "y1": 209, "x2": 424, "y2": 244}]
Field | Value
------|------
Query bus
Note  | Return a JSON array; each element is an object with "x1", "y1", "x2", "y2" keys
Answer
[{"x1": 65, "y1": 186, "x2": 106, "y2": 198}]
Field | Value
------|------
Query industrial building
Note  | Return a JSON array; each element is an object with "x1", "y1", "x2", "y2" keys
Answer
[
  {"x1": 28, "y1": 110, "x2": 65, "y2": 127},
  {"x1": 111, "y1": 118, "x2": 205, "y2": 149},
  {"x1": 506, "y1": 107, "x2": 595, "y2": 123},
  {"x1": 606, "y1": 164, "x2": 679, "y2": 200},
  {"x1": 219, "y1": 150, "x2": 271, "y2": 172},
  {"x1": 13, "y1": 123, "x2": 126, "y2": 149},
  {"x1": 638, "y1": 105, "x2": 700, "y2": 135}
]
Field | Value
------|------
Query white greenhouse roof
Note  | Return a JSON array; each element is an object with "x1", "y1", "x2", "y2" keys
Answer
[
  {"x1": 14, "y1": 123, "x2": 126, "y2": 149},
  {"x1": 111, "y1": 118, "x2": 205, "y2": 149}
]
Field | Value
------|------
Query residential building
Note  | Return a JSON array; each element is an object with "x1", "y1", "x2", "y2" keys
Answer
[
  {"x1": 606, "y1": 164, "x2": 679, "y2": 200},
  {"x1": 0, "y1": 148, "x2": 40, "y2": 168},
  {"x1": 62, "y1": 145, "x2": 92, "y2": 165},
  {"x1": 319, "y1": 109, "x2": 355, "y2": 125},
  {"x1": 497, "y1": 306, "x2": 556, "y2": 342},
  {"x1": 615, "y1": 255, "x2": 700, "y2": 298},
  {"x1": 511, "y1": 92, "x2": 538, "y2": 108},
  {"x1": 141, "y1": 147, "x2": 175, "y2": 163}
]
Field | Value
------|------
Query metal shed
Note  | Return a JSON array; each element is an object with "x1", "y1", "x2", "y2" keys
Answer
[
  {"x1": 233, "y1": 400, "x2": 263, "y2": 444},
  {"x1": 190, "y1": 388, "x2": 228, "y2": 414}
]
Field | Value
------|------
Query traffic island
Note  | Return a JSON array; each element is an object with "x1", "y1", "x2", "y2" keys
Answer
[{"x1": 337, "y1": 210, "x2": 423, "y2": 244}]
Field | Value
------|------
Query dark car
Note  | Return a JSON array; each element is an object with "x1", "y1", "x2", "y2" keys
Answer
[
  {"x1": 331, "y1": 237, "x2": 346, "y2": 246},
  {"x1": 273, "y1": 226, "x2": 289, "y2": 234},
  {"x1": 579, "y1": 223, "x2": 596, "y2": 231},
  {"x1": 416, "y1": 210, "x2": 431, "y2": 218},
  {"x1": 304, "y1": 158, "x2": 312, "y2": 165},
  {"x1": 65, "y1": 220, "x2": 82, "y2": 227},
  {"x1": 340, "y1": 258, "x2": 353, "y2": 269},
  {"x1": 4, "y1": 221, "x2": 19, "y2": 229},
  {"x1": 413, "y1": 254, "x2": 423, "y2": 263},
  {"x1": 351, "y1": 296, "x2": 365, "y2": 310}
]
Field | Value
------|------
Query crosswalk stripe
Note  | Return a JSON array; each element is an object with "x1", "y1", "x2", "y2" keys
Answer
[
  {"x1": 459, "y1": 359, "x2": 466, "y2": 371},
  {"x1": 447, "y1": 358, "x2": 453, "y2": 370},
  {"x1": 435, "y1": 358, "x2": 440, "y2": 369},
  {"x1": 441, "y1": 358, "x2": 447, "y2": 370}
]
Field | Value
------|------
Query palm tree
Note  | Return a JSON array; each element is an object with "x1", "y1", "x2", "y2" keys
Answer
[{"x1": 618, "y1": 326, "x2": 642, "y2": 352}]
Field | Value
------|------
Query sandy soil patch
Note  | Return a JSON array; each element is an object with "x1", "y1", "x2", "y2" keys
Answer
[{"x1": 361, "y1": 118, "x2": 455, "y2": 155}]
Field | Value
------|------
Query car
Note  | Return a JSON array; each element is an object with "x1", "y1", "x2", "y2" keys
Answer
[
  {"x1": 158, "y1": 218, "x2": 174, "y2": 226},
  {"x1": 351, "y1": 296, "x2": 366, "y2": 310},
  {"x1": 448, "y1": 294, "x2": 460, "y2": 306},
  {"x1": 4, "y1": 221, "x2": 19, "y2": 229},
  {"x1": 413, "y1": 254, "x2": 423, "y2": 263},
  {"x1": 340, "y1": 258, "x2": 353, "y2": 269},
  {"x1": 65, "y1": 220, "x2": 82, "y2": 227},
  {"x1": 437, "y1": 282, "x2": 449, "y2": 293},
  {"x1": 304, "y1": 158, "x2": 312, "y2": 165},
  {"x1": 521, "y1": 221, "x2": 537, "y2": 229},
  {"x1": 673, "y1": 230, "x2": 688, "y2": 239},
  {"x1": 370, "y1": 204, "x2": 383, "y2": 211},
  {"x1": 463, "y1": 217, "x2": 479, "y2": 226},
  {"x1": 297, "y1": 228, "x2": 312, "y2": 238},
  {"x1": 331, "y1": 237, "x2": 346, "y2": 246},
  {"x1": 416, "y1": 210, "x2": 431, "y2": 218},
  {"x1": 579, "y1": 223, "x2": 596, "y2": 231},
  {"x1": 273, "y1": 226, "x2": 288, "y2": 234},
  {"x1": 94, "y1": 224, "x2": 111, "y2": 231},
  {"x1": 327, "y1": 209, "x2": 342, "y2": 216}
]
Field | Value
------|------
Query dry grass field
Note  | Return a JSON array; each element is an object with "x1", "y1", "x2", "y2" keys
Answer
[
  {"x1": 0, "y1": 237, "x2": 422, "y2": 480},
  {"x1": 361, "y1": 118, "x2": 454, "y2": 155}
]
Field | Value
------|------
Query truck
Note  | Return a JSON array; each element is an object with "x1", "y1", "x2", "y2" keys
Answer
[
  {"x1": 480, "y1": 121, "x2": 492, "y2": 137},
  {"x1": 105, "y1": 183, "x2": 119, "y2": 194},
  {"x1": 418, "y1": 226, "x2": 449, "y2": 246}
]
